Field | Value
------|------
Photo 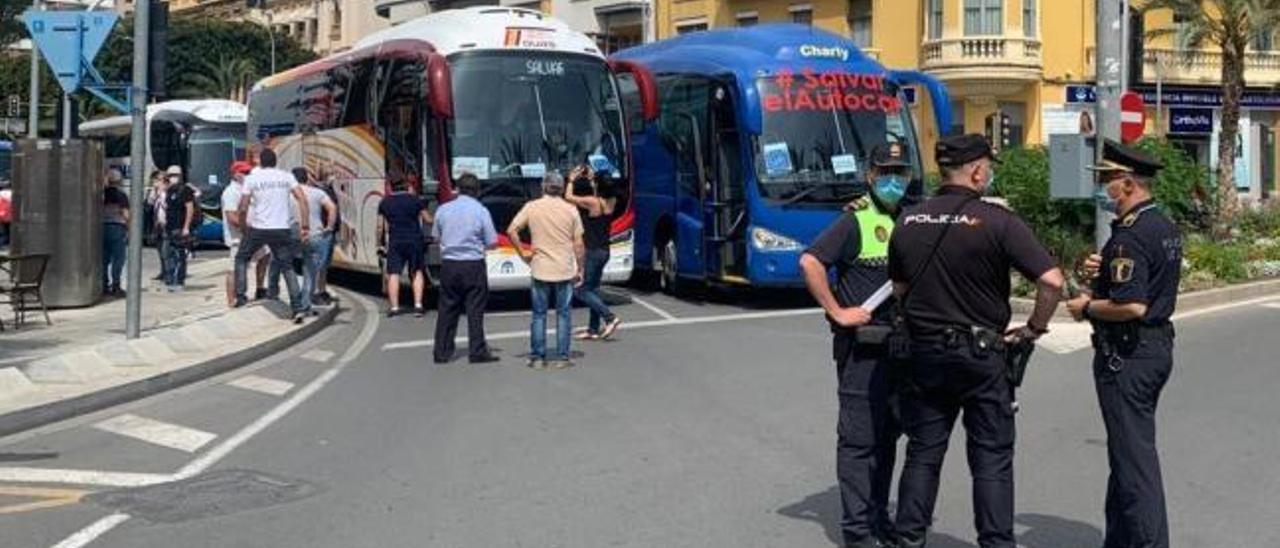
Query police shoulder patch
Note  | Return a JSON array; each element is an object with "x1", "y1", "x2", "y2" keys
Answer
[
  {"x1": 843, "y1": 195, "x2": 871, "y2": 212},
  {"x1": 1111, "y1": 257, "x2": 1135, "y2": 283}
]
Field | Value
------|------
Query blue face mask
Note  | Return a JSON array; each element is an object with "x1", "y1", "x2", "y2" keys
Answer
[
  {"x1": 872, "y1": 175, "x2": 907, "y2": 206},
  {"x1": 1095, "y1": 189, "x2": 1118, "y2": 213}
]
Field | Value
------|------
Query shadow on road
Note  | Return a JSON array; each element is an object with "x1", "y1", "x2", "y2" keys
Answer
[{"x1": 777, "y1": 486, "x2": 1102, "y2": 548}]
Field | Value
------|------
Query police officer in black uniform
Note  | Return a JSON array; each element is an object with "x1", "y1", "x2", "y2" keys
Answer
[
  {"x1": 800, "y1": 142, "x2": 914, "y2": 548},
  {"x1": 1065, "y1": 140, "x2": 1180, "y2": 548},
  {"x1": 888, "y1": 134, "x2": 1065, "y2": 548}
]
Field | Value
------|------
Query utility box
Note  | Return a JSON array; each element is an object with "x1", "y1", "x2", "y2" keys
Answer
[
  {"x1": 1049, "y1": 134, "x2": 1096, "y2": 199},
  {"x1": 11, "y1": 139, "x2": 105, "y2": 307}
]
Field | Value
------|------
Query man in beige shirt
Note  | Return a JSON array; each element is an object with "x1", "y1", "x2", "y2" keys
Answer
[{"x1": 507, "y1": 172, "x2": 585, "y2": 370}]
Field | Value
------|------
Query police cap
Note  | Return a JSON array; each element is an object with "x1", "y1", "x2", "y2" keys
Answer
[
  {"x1": 869, "y1": 142, "x2": 911, "y2": 168},
  {"x1": 1089, "y1": 139, "x2": 1163, "y2": 178},
  {"x1": 935, "y1": 133, "x2": 999, "y2": 168}
]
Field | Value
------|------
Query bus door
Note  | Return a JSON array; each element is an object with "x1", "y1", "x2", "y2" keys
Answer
[
  {"x1": 707, "y1": 80, "x2": 745, "y2": 281},
  {"x1": 658, "y1": 76, "x2": 715, "y2": 280}
]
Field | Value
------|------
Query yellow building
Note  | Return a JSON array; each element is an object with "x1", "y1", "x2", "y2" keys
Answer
[{"x1": 655, "y1": 0, "x2": 1280, "y2": 197}]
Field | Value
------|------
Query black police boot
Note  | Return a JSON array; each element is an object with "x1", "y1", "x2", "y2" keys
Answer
[{"x1": 895, "y1": 535, "x2": 925, "y2": 548}]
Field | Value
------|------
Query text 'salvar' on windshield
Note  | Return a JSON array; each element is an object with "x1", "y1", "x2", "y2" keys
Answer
[{"x1": 756, "y1": 68, "x2": 912, "y2": 206}]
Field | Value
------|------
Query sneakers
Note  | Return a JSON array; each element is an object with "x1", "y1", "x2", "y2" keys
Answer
[
  {"x1": 599, "y1": 317, "x2": 623, "y2": 340},
  {"x1": 526, "y1": 358, "x2": 546, "y2": 370},
  {"x1": 292, "y1": 312, "x2": 306, "y2": 325},
  {"x1": 254, "y1": 288, "x2": 268, "y2": 301},
  {"x1": 548, "y1": 359, "x2": 576, "y2": 370},
  {"x1": 414, "y1": 306, "x2": 426, "y2": 318},
  {"x1": 232, "y1": 296, "x2": 248, "y2": 308},
  {"x1": 387, "y1": 308, "x2": 401, "y2": 318},
  {"x1": 469, "y1": 354, "x2": 500, "y2": 364},
  {"x1": 574, "y1": 331, "x2": 600, "y2": 341}
]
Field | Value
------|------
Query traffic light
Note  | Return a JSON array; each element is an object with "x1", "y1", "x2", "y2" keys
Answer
[
  {"x1": 6, "y1": 95, "x2": 18, "y2": 118},
  {"x1": 984, "y1": 110, "x2": 1013, "y2": 152},
  {"x1": 148, "y1": 1, "x2": 169, "y2": 98}
]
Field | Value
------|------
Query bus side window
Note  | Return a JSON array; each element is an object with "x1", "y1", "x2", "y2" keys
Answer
[
  {"x1": 617, "y1": 73, "x2": 645, "y2": 134},
  {"x1": 657, "y1": 76, "x2": 712, "y2": 198}
]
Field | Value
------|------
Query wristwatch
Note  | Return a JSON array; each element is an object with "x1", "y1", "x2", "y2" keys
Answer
[{"x1": 1082, "y1": 300, "x2": 1095, "y2": 321}]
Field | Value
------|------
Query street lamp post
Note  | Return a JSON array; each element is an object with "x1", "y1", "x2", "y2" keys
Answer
[
  {"x1": 254, "y1": 9, "x2": 277, "y2": 74},
  {"x1": 27, "y1": 0, "x2": 41, "y2": 138}
]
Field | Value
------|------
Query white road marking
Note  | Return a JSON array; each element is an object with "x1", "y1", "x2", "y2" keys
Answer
[
  {"x1": 1171, "y1": 295, "x2": 1280, "y2": 322},
  {"x1": 1035, "y1": 322, "x2": 1095, "y2": 355},
  {"x1": 50, "y1": 514, "x2": 131, "y2": 548},
  {"x1": 485, "y1": 310, "x2": 533, "y2": 318},
  {"x1": 629, "y1": 295, "x2": 678, "y2": 321},
  {"x1": 0, "y1": 467, "x2": 171, "y2": 488},
  {"x1": 48, "y1": 290, "x2": 381, "y2": 548},
  {"x1": 92, "y1": 414, "x2": 216, "y2": 453},
  {"x1": 300, "y1": 349, "x2": 336, "y2": 363},
  {"x1": 227, "y1": 375, "x2": 295, "y2": 397},
  {"x1": 1262, "y1": 302, "x2": 1280, "y2": 310},
  {"x1": 383, "y1": 307, "x2": 824, "y2": 350}
]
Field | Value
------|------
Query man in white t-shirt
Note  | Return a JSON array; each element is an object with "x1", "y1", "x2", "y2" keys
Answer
[
  {"x1": 234, "y1": 148, "x2": 311, "y2": 322},
  {"x1": 222, "y1": 161, "x2": 270, "y2": 306}
]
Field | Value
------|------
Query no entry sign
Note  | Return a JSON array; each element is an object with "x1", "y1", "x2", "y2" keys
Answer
[{"x1": 1121, "y1": 91, "x2": 1146, "y2": 143}]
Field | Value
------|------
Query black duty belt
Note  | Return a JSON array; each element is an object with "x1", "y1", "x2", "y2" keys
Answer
[{"x1": 910, "y1": 325, "x2": 1007, "y2": 353}]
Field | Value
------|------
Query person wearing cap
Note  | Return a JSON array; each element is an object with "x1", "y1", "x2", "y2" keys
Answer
[
  {"x1": 234, "y1": 148, "x2": 312, "y2": 323},
  {"x1": 1065, "y1": 140, "x2": 1180, "y2": 548},
  {"x1": 160, "y1": 165, "x2": 196, "y2": 291},
  {"x1": 506, "y1": 172, "x2": 586, "y2": 370},
  {"x1": 798, "y1": 142, "x2": 912, "y2": 548},
  {"x1": 102, "y1": 168, "x2": 130, "y2": 296},
  {"x1": 222, "y1": 160, "x2": 270, "y2": 307},
  {"x1": 888, "y1": 134, "x2": 1064, "y2": 548}
]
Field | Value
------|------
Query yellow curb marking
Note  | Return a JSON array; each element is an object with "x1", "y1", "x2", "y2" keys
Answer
[{"x1": 0, "y1": 485, "x2": 89, "y2": 514}]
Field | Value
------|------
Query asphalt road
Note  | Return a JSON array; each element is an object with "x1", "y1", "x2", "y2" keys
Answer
[{"x1": 1, "y1": 280, "x2": 1279, "y2": 547}]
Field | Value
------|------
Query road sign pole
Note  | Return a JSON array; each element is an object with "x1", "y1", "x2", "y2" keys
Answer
[
  {"x1": 125, "y1": 0, "x2": 150, "y2": 340},
  {"x1": 1095, "y1": 0, "x2": 1122, "y2": 248},
  {"x1": 27, "y1": 0, "x2": 41, "y2": 138}
]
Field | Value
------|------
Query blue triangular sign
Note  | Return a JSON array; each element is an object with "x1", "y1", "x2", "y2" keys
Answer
[{"x1": 23, "y1": 10, "x2": 119, "y2": 93}]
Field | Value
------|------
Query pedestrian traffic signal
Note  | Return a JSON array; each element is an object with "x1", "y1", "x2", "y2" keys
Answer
[
  {"x1": 984, "y1": 111, "x2": 1013, "y2": 152},
  {"x1": 148, "y1": 0, "x2": 168, "y2": 98},
  {"x1": 6, "y1": 95, "x2": 18, "y2": 118}
]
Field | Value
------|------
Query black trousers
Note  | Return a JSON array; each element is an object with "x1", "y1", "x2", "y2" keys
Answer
[
  {"x1": 236, "y1": 228, "x2": 304, "y2": 314},
  {"x1": 433, "y1": 260, "x2": 489, "y2": 361},
  {"x1": 1094, "y1": 333, "x2": 1173, "y2": 548},
  {"x1": 835, "y1": 338, "x2": 902, "y2": 545},
  {"x1": 896, "y1": 342, "x2": 1016, "y2": 548}
]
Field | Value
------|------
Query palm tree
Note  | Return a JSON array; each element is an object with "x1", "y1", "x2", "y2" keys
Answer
[
  {"x1": 1142, "y1": 0, "x2": 1280, "y2": 230},
  {"x1": 177, "y1": 56, "x2": 258, "y2": 102}
]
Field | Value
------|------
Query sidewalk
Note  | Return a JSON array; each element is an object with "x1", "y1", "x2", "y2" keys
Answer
[{"x1": 0, "y1": 255, "x2": 337, "y2": 436}]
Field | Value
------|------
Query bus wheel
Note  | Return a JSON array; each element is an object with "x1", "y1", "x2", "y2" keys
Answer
[{"x1": 659, "y1": 239, "x2": 680, "y2": 296}]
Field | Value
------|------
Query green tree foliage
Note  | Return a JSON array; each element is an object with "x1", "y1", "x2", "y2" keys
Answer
[
  {"x1": 94, "y1": 17, "x2": 316, "y2": 104},
  {"x1": 993, "y1": 146, "x2": 1096, "y2": 268},
  {"x1": 1142, "y1": 0, "x2": 1280, "y2": 230},
  {"x1": 1133, "y1": 137, "x2": 1214, "y2": 230}
]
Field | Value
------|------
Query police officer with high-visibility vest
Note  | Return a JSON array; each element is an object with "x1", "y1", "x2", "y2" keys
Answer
[
  {"x1": 1066, "y1": 140, "x2": 1181, "y2": 548},
  {"x1": 800, "y1": 142, "x2": 913, "y2": 548},
  {"x1": 888, "y1": 134, "x2": 1065, "y2": 548}
]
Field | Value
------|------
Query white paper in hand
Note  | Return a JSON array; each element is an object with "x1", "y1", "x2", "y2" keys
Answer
[{"x1": 861, "y1": 282, "x2": 894, "y2": 312}]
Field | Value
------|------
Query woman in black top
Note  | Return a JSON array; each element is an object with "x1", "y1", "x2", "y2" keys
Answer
[{"x1": 565, "y1": 165, "x2": 622, "y2": 340}]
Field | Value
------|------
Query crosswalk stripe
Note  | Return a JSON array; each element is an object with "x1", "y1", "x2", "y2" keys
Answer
[
  {"x1": 227, "y1": 375, "x2": 295, "y2": 396},
  {"x1": 300, "y1": 349, "x2": 336, "y2": 363},
  {"x1": 93, "y1": 414, "x2": 217, "y2": 453}
]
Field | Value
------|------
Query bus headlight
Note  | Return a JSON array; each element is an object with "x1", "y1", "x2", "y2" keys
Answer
[{"x1": 751, "y1": 227, "x2": 802, "y2": 252}]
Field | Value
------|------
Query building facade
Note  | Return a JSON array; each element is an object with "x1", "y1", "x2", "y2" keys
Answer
[{"x1": 654, "y1": 0, "x2": 1279, "y2": 197}]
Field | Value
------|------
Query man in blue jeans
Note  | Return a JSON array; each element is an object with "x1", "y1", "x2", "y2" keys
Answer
[
  {"x1": 102, "y1": 169, "x2": 130, "y2": 296},
  {"x1": 294, "y1": 168, "x2": 337, "y2": 312},
  {"x1": 507, "y1": 172, "x2": 585, "y2": 370}
]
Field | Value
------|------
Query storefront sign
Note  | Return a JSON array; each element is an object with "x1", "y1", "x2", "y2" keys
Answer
[
  {"x1": 763, "y1": 69, "x2": 901, "y2": 113},
  {"x1": 1169, "y1": 108, "x2": 1213, "y2": 135},
  {"x1": 1064, "y1": 84, "x2": 1280, "y2": 110}
]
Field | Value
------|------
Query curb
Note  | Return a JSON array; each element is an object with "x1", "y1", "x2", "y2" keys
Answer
[
  {"x1": 1011, "y1": 277, "x2": 1280, "y2": 318},
  {"x1": 0, "y1": 304, "x2": 340, "y2": 438}
]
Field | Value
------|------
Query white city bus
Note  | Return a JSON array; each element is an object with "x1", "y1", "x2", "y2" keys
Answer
[
  {"x1": 80, "y1": 100, "x2": 248, "y2": 243},
  {"x1": 247, "y1": 7, "x2": 657, "y2": 288}
]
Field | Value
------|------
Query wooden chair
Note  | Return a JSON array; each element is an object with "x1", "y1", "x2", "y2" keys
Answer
[{"x1": 0, "y1": 253, "x2": 52, "y2": 330}]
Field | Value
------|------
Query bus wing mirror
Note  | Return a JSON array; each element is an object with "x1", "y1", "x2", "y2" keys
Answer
[
  {"x1": 427, "y1": 53, "x2": 453, "y2": 119},
  {"x1": 609, "y1": 60, "x2": 659, "y2": 122},
  {"x1": 887, "y1": 70, "x2": 952, "y2": 136}
]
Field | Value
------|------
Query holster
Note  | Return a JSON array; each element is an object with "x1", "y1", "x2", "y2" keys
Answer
[{"x1": 854, "y1": 325, "x2": 893, "y2": 346}]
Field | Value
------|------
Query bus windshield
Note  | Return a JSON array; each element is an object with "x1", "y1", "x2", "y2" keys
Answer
[
  {"x1": 754, "y1": 72, "x2": 919, "y2": 205},
  {"x1": 449, "y1": 51, "x2": 628, "y2": 183},
  {"x1": 187, "y1": 126, "x2": 244, "y2": 207}
]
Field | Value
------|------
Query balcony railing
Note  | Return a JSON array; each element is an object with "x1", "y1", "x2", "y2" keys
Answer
[
  {"x1": 1086, "y1": 47, "x2": 1280, "y2": 86},
  {"x1": 921, "y1": 36, "x2": 1043, "y2": 80}
]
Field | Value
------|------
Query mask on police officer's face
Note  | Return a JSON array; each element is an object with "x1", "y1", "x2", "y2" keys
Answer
[{"x1": 872, "y1": 174, "x2": 907, "y2": 207}]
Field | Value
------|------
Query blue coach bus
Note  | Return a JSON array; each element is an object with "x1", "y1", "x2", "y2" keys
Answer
[{"x1": 613, "y1": 25, "x2": 951, "y2": 292}]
